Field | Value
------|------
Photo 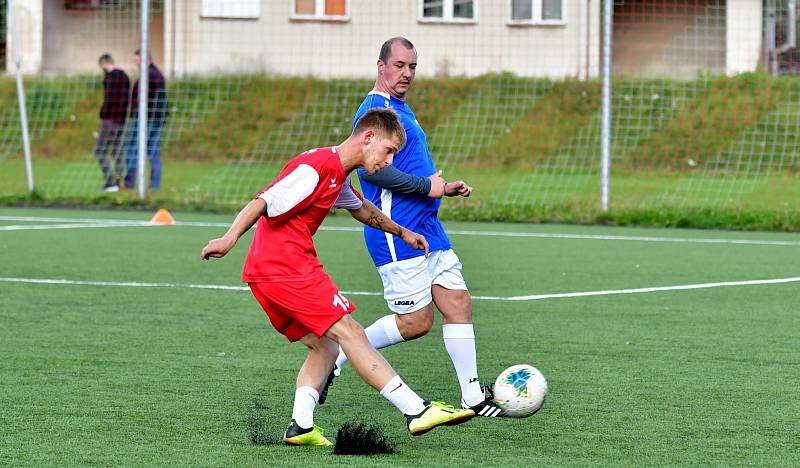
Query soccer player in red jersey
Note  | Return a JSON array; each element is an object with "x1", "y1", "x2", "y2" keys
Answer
[{"x1": 200, "y1": 108, "x2": 474, "y2": 446}]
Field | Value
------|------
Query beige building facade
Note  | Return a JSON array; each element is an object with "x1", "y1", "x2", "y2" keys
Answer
[
  {"x1": 165, "y1": 0, "x2": 600, "y2": 79},
  {"x1": 6, "y1": 0, "x2": 762, "y2": 79},
  {"x1": 5, "y1": 0, "x2": 598, "y2": 78}
]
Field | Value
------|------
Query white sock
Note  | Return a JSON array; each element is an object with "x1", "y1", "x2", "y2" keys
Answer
[
  {"x1": 334, "y1": 315, "x2": 404, "y2": 374},
  {"x1": 379, "y1": 375, "x2": 426, "y2": 416},
  {"x1": 443, "y1": 323, "x2": 484, "y2": 407},
  {"x1": 291, "y1": 386, "x2": 319, "y2": 429}
]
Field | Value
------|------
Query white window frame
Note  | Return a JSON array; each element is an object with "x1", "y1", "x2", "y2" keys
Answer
[
  {"x1": 507, "y1": 0, "x2": 566, "y2": 27},
  {"x1": 418, "y1": 0, "x2": 478, "y2": 24},
  {"x1": 290, "y1": 0, "x2": 351, "y2": 22},
  {"x1": 200, "y1": 0, "x2": 260, "y2": 19}
]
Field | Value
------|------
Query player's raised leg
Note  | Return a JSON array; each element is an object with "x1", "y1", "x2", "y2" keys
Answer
[
  {"x1": 325, "y1": 315, "x2": 475, "y2": 435},
  {"x1": 325, "y1": 305, "x2": 433, "y2": 404},
  {"x1": 331, "y1": 255, "x2": 437, "y2": 381},
  {"x1": 330, "y1": 250, "x2": 504, "y2": 417},
  {"x1": 331, "y1": 309, "x2": 424, "y2": 373},
  {"x1": 282, "y1": 333, "x2": 338, "y2": 446}
]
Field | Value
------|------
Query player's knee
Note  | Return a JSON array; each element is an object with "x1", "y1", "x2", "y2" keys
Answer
[
  {"x1": 332, "y1": 316, "x2": 368, "y2": 345},
  {"x1": 321, "y1": 338, "x2": 340, "y2": 359},
  {"x1": 399, "y1": 312, "x2": 434, "y2": 340},
  {"x1": 450, "y1": 291, "x2": 471, "y2": 309},
  {"x1": 302, "y1": 339, "x2": 324, "y2": 353},
  {"x1": 299, "y1": 334, "x2": 325, "y2": 352},
  {"x1": 451, "y1": 304, "x2": 473, "y2": 322},
  {"x1": 417, "y1": 313, "x2": 435, "y2": 336},
  {"x1": 438, "y1": 292, "x2": 473, "y2": 322}
]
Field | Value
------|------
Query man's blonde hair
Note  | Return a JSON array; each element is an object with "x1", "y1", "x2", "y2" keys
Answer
[{"x1": 353, "y1": 108, "x2": 406, "y2": 148}]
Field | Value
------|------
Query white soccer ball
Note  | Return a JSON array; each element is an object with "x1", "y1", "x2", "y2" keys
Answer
[{"x1": 493, "y1": 364, "x2": 548, "y2": 417}]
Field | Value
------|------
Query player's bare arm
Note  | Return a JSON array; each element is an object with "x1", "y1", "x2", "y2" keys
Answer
[
  {"x1": 443, "y1": 179, "x2": 472, "y2": 198},
  {"x1": 348, "y1": 199, "x2": 429, "y2": 256},
  {"x1": 432, "y1": 171, "x2": 472, "y2": 198},
  {"x1": 200, "y1": 198, "x2": 266, "y2": 260}
]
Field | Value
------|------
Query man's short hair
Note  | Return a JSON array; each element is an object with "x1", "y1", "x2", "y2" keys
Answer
[
  {"x1": 98, "y1": 53, "x2": 114, "y2": 65},
  {"x1": 379, "y1": 37, "x2": 415, "y2": 64},
  {"x1": 353, "y1": 108, "x2": 406, "y2": 148},
  {"x1": 134, "y1": 49, "x2": 154, "y2": 62}
]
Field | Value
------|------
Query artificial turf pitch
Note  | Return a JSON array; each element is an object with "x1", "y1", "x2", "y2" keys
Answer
[{"x1": 1, "y1": 208, "x2": 798, "y2": 466}]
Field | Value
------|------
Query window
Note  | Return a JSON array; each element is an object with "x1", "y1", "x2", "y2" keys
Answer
[
  {"x1": 201, "y1": 0, "x2": 260, "y2": 19},
  {"x1": 291, "y1": 0, "x2": 350, "y2": 21},
  {"x1": 509, "y1": 0, "x2": 565, "y2": 25},
  {"x1": 420, "y1": 0, "x2": 477, "y2": 23},
  {"x1": 64, "y1": 0, "x2": 123, "y2": 10}
]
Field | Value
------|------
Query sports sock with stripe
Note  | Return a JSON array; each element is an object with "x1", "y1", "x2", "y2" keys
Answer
[
  {"x1": 379, "y1": 375, "x2": 426, "y2": 416},
  {"x1": 443, "y1": 323, "x2": 484, "y2": 407}
]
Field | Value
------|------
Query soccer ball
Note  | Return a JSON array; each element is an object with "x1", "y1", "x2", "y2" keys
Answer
[{"x1": 493, "y1": 364, "x2": 548, "y2": 417}]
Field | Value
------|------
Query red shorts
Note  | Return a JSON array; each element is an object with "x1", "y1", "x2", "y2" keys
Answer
[{"x1": 249, "y1": 275, "x2": 356, "y2": 342}]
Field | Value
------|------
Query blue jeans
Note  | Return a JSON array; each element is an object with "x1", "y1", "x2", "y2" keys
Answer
[
  {"x1": 94, "y1": 119, "x2": 125, "y2": 187},
  {"x1": 124, "y1": 117, "x2": 165, "y2": 189}
]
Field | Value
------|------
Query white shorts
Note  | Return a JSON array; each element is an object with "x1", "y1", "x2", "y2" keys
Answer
[{"x1": 377, "y1": 249, "x2": 467, "y2": 314}]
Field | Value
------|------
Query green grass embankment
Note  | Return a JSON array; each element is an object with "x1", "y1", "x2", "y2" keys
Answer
[{"x1": 1, "y1": 74, "x2": 798, "y2": 230}]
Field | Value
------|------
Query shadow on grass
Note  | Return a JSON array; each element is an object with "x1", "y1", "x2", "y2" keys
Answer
[{"x1": 247, "y1": 396, "x2": 286, "y2": 446}]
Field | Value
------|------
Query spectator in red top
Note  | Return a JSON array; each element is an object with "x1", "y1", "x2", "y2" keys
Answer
[
  {"x1": 123, "y1": 49, "x2": 168, "y2": 190},
  {"x1": 94, "y1": 53, "x2": 129, "y2": 192}
]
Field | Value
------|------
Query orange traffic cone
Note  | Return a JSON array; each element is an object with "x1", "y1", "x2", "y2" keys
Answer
[{"x1": 149, "y1": 208, "x2": 175, "y2": 225}]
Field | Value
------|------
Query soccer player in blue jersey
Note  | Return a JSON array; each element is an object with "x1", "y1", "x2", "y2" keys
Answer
[{"x1": 328, "y1": 37, "x2": 505, "y2": 417}]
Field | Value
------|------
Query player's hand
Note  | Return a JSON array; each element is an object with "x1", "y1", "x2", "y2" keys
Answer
[
  {"x1": 427, "y1": 170, "x2": 446, "y2": 198},
  {"x1": 400, "y1": 229, "x2": 429, "y2": 257},
  {"x1": 444, "y1": 181, "x2": 472, "y2": 198},
  {"x1": 201, "y1": 235, "x2": 236, "y2": 260}
]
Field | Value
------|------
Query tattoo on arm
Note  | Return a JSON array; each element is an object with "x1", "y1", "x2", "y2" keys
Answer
[
  {"x1": 365, "y1": 214, "x2": 384, "y2": 229},
  {"x1": 364, "y1": 207, "x2": 403, "y2": 237}
]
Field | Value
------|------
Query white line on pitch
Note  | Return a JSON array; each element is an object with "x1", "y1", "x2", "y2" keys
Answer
[
  {"x1": 1, "y1": 215, "x2": 798, "y2": 246},
  {"x1": 1, "y1": 276, "x2": 797, "y2": 301},
  {"x1": 472, "y1": 276, "x2": 800, "y2": 301},
  {"x1": 0, "y1": 216, "x2": 152, "y2": 225},
  {"x1": 0, "y1": 277, "x2": 250, "y2": 291},
  {"x1": 0, "y1": 223, "x2": 151, "y2": 231},
  {"x1": 445, "y1": 230, "x2": 800, "y2": 246},
  {"x1": 0, "y1": 277, "x2": 381, "y2": 296}
]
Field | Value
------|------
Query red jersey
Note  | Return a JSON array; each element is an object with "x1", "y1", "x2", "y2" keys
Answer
[{"x1": 242, "y1": 146, "x2": 363, "y2": 282}]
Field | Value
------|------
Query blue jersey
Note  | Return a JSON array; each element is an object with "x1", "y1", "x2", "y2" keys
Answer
[{"x1": 354, "y1": 91, "x2": 451, "y2": 267}]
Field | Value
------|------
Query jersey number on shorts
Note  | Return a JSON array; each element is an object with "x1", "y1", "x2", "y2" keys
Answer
[{"x1": 332, "y1": 292, "x2": 350, "y2": 311}]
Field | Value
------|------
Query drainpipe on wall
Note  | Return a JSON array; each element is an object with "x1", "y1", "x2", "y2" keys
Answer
[
  {"x1": 775, "y1": 0, "x2": 797, "y2": 55},
  {"x1": 767, "y1": 0, "x2": 797, "y2": 75}
]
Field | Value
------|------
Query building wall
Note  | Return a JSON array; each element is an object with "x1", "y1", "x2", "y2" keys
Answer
[
  {"x1": 166, "y1": 0, "x2": 600, "y2": 79},
  {"x1": 41, "y1": 2, "x2": 164, "y2": 76},
  {"x1": 613, "y1": 0, "x2": 727, "y2": 79},
  {"x1": 5, "y1": 0, "x2": 43, "y2": 74},
  {"x1": 11, "y1": 0, "x2": 763, "y2": 79},
  {"x1": 612, "y1": 0, "x2": 763, "y2": 79}
]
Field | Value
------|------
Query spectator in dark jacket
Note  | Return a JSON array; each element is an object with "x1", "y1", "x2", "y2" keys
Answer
[
  {"x1": 95, "y1": 53, "x2": 130, "y2": 192},
  {"x1": 123, "y1": 49, "x2": 168, "y2": 190}
]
